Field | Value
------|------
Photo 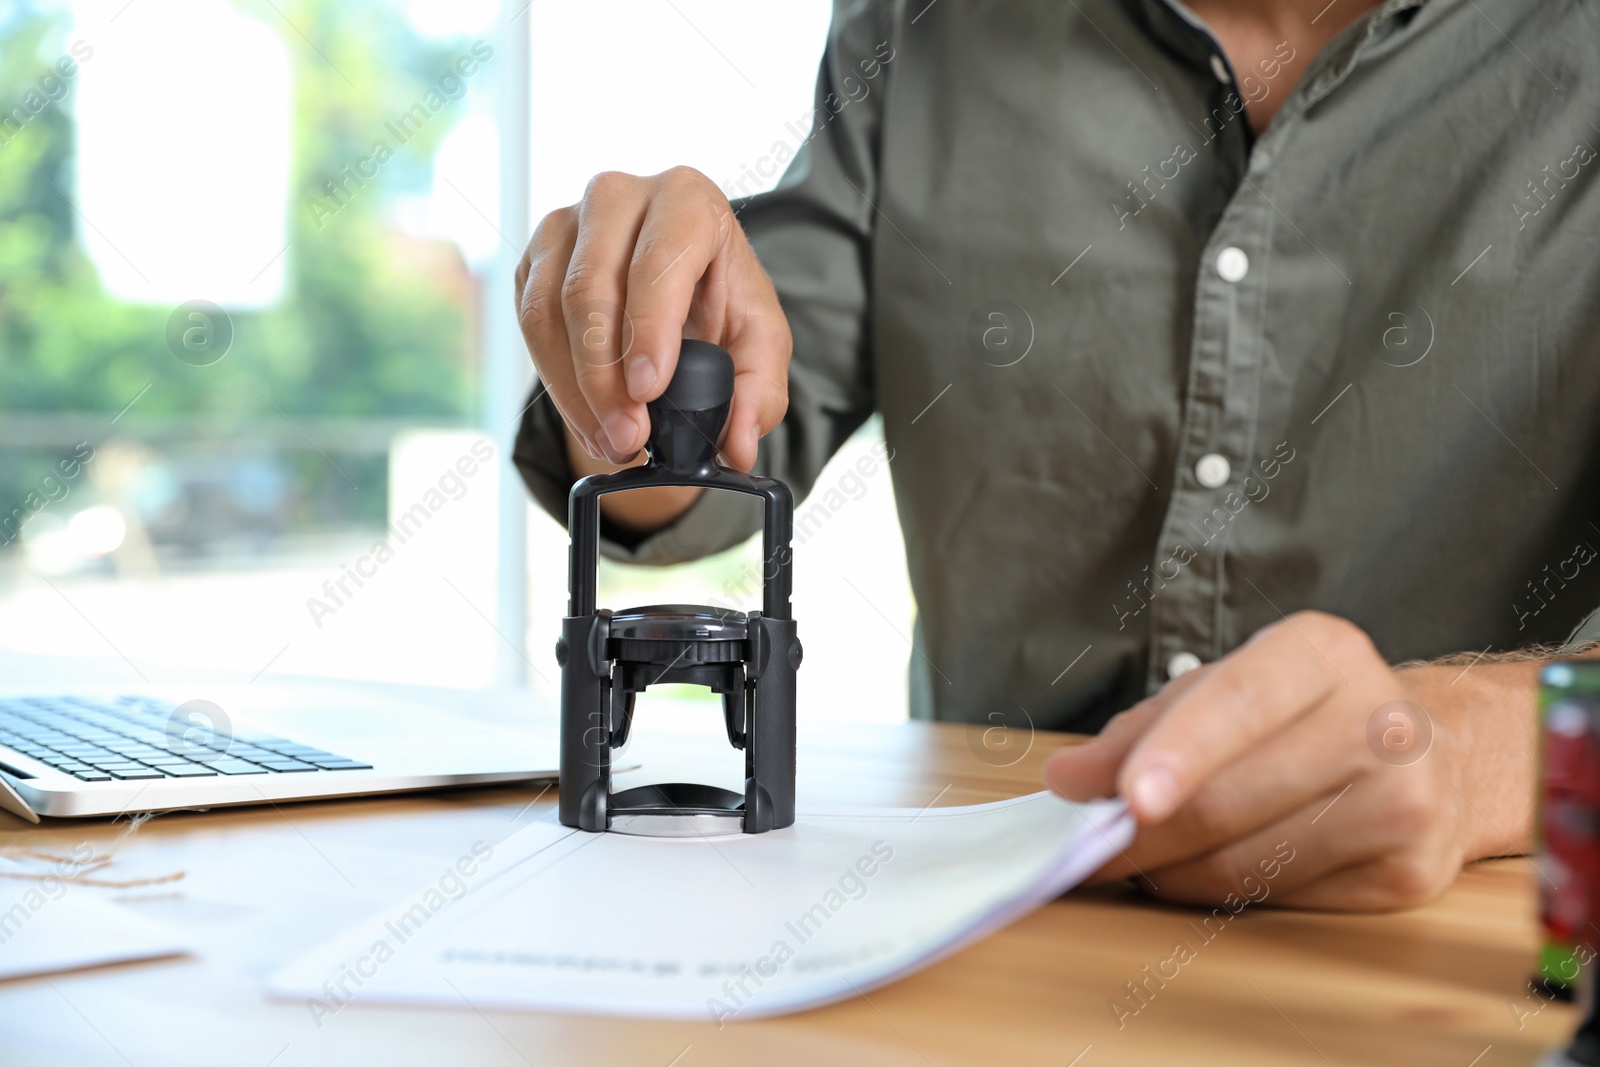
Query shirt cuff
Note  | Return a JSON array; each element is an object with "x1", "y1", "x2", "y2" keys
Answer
[{"x1": 1567, "y1": 605, "x2": 1600, "y2": 646}]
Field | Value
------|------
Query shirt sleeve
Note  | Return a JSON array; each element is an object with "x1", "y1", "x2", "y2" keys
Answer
[{"x1": 511, "y1": 0, "x2": 895, "y2": 565}]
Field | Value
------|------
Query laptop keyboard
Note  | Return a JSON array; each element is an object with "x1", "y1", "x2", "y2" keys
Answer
[{"x1": 0, "y1": 696, "x2": 373, "y2": 782}]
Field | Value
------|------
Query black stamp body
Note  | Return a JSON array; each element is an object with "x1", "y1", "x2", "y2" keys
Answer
[{"x1": 557, "y1": 340, "x2": 801, "y2": 835}]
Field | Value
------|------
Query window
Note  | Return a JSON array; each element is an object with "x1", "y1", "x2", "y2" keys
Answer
[{"x1": 0, "y1": 0, "x2": 910, "y2": 723}]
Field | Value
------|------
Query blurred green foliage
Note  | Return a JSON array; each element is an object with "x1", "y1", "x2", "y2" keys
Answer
[{"x1": 0, "y1": 0, "x2": 480, "y2": 533}]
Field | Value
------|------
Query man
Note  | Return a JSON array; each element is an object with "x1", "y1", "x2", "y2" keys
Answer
[{"x1": 512, "y1": 0, "x2": 1600, "y2": 910}]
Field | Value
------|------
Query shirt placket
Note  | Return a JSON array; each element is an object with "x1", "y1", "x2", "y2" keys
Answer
[
  {"x1": 1139, "y1": 1, "x2": 1412, "y2": 695},
  {"x1": 1145, "y1": 204, "x2": 1270, "y2": 692}
]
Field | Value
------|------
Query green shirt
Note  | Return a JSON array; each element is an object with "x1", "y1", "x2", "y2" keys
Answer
[{"x1": 515, "y1": 0, "x2": 1600, "y2": 733}]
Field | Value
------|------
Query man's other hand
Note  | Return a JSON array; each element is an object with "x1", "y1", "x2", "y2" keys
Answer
[{"x1": 1044, "y1": 612, "x2": 1539, "y2": 910}]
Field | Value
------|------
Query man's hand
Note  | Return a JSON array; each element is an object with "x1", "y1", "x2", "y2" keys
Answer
[
  {"x1": 514, "y1": 166, "x2": 792, "y2": 531},
  {"x1": 1044, "y1": 611, "x2": 1540, "y2": 911}
]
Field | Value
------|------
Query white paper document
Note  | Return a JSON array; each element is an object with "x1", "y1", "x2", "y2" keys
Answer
[
  {"x1": 0, "y1": 858, "x2": 192, "y2": 981},
  {"x1": 268, "y1": 792, "x2": 1133, "y2": 1022}
]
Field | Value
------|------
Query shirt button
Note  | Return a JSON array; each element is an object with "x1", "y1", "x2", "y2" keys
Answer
[
  {"x1": 1216, "y1": 246, "x2": 1249, "y2": 283},
  {"x1": 1209, "y1": 54, "x2": 1230, "y2": 84},
  {"x1": 1167, "y1": 651, "x2": 1203, "y2": 679},
  {"x1": 1194, "y1": 452, "x2": 1231, "y2": 488}
]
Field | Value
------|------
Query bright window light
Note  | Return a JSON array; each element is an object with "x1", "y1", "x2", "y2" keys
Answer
[
  {"x1": 74, "y1": 0, "x2": 292, "y2": 307},
  {"x1": 528, "y1": 1, "x2": 834, "y2": 218}
]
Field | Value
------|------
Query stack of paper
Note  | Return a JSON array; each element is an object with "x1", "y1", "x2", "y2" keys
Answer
[
  {"x1": 268, "y1": 793, "x2": 1132, "y2": 1017},
  {"x1": 269, "y1": 792, "x2": 1131, "y2": 1021}
]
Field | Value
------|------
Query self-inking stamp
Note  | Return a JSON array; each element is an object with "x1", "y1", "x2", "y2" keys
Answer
[{"x1": 556, "y1": 339, "x2": 800, "y2": 835}]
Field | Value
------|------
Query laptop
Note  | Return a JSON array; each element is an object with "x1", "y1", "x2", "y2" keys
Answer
[{"x1": 0, "y1": 680, "x2": 560, "y2": 822}]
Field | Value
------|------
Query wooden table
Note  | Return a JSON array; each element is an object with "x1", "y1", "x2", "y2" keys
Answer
[{"x1": 0, "y1": 714, "x2": 1577, "y2": 1066}]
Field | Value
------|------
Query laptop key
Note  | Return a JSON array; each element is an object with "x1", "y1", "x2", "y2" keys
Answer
[
  {"x1": 258, "y1": 761, "x2": 317, "y2": 772},
  {"x1": 160, "y1": 765, "x2": 220, "y2": 777},
  {"x1": 108, "y1": 768, "x2": 168, "y2": 780},
  {"x1": 72, "y1": 771, "x2": 115, "y2": 781},
  {"x1": 210, "y1": 760, "x2": 269, "y2": 775}
]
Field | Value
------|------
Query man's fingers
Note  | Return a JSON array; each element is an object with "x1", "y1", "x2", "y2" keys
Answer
[
  {"x1": 1044, "y1": 699, "x2": 1167, "y2": 803},
  {"x1": 1118, "y1": 612, "x2": 1378, "y2": 824},
  {"x1": 1132, "y1": 801, "x2": 1335, "y2": 903},
  {"x1": 1085, "y1": 704, "x2": 1365, "y2": 880},
  {"x1": 1128, "y1": 793, "x2": 1352, "y2": 906},
  {"x1": 524, "y1": 167, "x2": 793, "y2": 475},
  {"x1": 516, "y1": 207, "x2": 603, "y2": 461},
  {"x1": 719, "y1": 304, "x2": 792, "y2": 471},
  {"x1": 1271, "y1": 854, "x2": 1459, "y2": 911},
  {"x1": 623, "y1": 174, "x2": 791, "y2": 473},
  {"x1": 1137, "y1": 772, "x2": 1456, "y2": 910},
  {"x1": 1043, "y1": 666, "x2": 1212, "y2": 803},
  {"x1": 563, "y1": 174, "x2": 651, "y2": 461},
  {"x1": 622, "y1": 170, "x2": 730, "y2": 405},
  {"x1": 1116, "y1": 772, "x2": 1460, "y2": 911}
]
